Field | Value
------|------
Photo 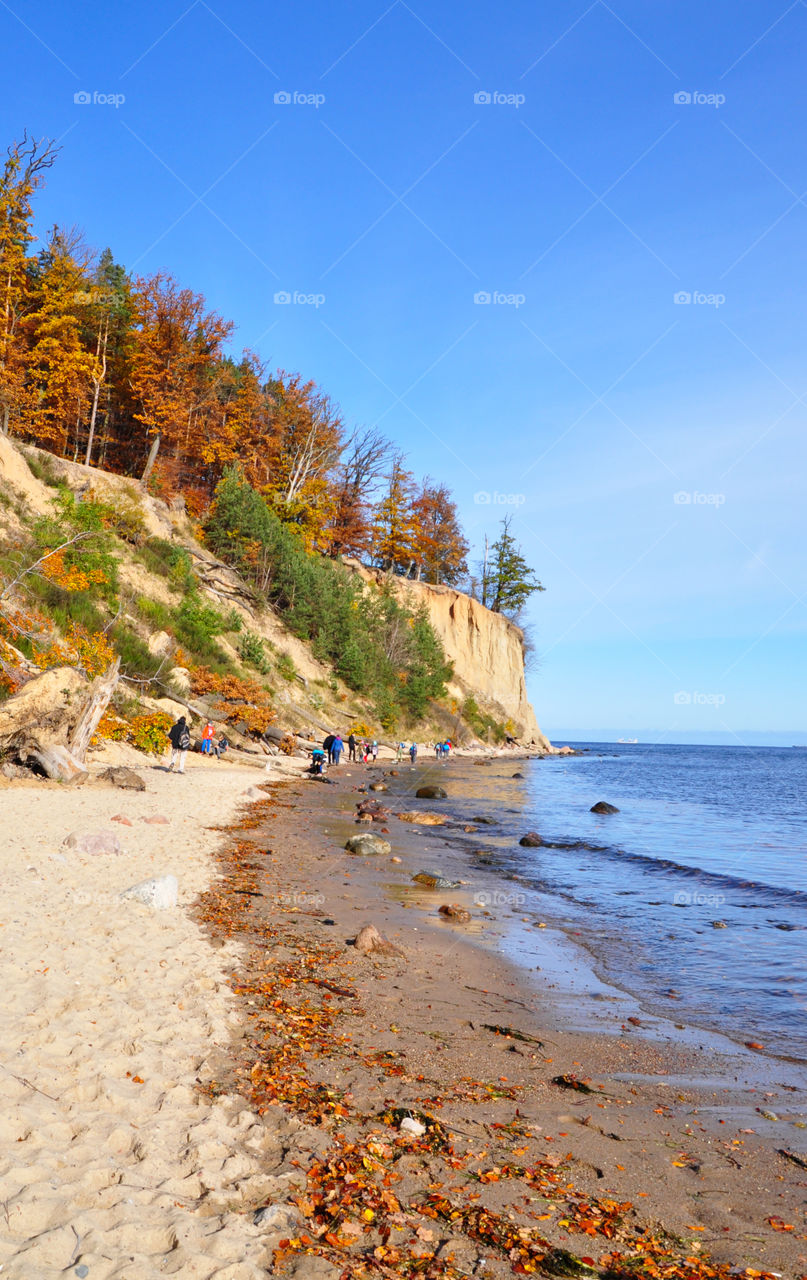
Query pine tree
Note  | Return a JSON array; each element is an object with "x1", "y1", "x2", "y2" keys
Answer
[{"x1": 483, "y1": 516, "x2": 544, "y2": 615}]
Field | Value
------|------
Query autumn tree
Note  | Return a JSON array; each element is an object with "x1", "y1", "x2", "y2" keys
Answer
[
  {"x1": 128, "y1": 271, "x2": 233, "y2": 487},
  {"x1": 24, "y1": 225, "x2": 95, "y2": 454},
  {"x1": 0, "y1": 133, "x2": 58, "y2": 436},
  {"x1": 371, "y1": 454, "x2": 418, "y2": 575},
  {"x1": 411, "y1": 478, "x2": 468, "y2": 585},
  {"x1": 260, "y1": 372, "x2": 344, "y2": 549},
  {"x1": 325, "y1": 426, "x2": 393, "y2": 560},
  {"x1": 482, "y1": 515, "x2": 544, "y2": 616},
  {"x1": 82, "y1": 248, "x2": 132, "y2": 467}
]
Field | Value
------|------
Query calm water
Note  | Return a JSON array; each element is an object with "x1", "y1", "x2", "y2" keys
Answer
[{"x1": 410, "y1": 743, "x2": 807, "y2": 1060}]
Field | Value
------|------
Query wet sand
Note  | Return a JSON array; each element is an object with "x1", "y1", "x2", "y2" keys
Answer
[{"x1": 197, "y1": 763, "x2": 807, "y2": 1277}]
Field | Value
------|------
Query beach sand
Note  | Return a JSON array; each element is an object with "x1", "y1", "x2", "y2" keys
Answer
[
  {"x1": 0, "y1": 751, "x2": 325, "y2": 1280},
  {"x1": 1, "y1": 751, "x2": 805, "y2": 1278}
]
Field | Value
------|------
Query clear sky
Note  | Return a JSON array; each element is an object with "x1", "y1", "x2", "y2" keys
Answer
[{"x1": 3, "y1": 0, "x2": 805, "y2": 743}]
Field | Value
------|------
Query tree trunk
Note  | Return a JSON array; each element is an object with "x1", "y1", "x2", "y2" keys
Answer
[
  {"x1": 69, "y1": 658, "x2": 120, "y2": 760},
  {"x1": 141, "y1": 432, "x2": 161, "y2": 486},
  {"x1": 28, "y1": 743, "x2": 89, "y2": 785}
]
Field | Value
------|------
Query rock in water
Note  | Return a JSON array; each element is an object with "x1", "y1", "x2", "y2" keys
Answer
[
  {"x1": 345, "y1": 834, "x2": 391, "y2": 856},
  {"x1": 519, "y1": 831, "x2": 543, "y2": 847},
  {"x1": 100, "y1": 766, "x2": 146, "y2": 792},
  {"x1": 512, "y1": 772, "x2": 525, "y2": 779},
  {"x1": 396, "y1": 811, "x2": 447, "y2": 825},
  {"x1": 354, "y1": 924, "x2": 404, "y2": 958},
  {"x1": 369, "y1": 782, "x2": 387, "y2": 792},
  {"x1": 415, "y1": 785, "x2": 447, "y2": 799},
  {"x1": 438, "y1": 904, "x2": 471, "y2": 923},
  {"x1": 120, "y1": 875, "x2": 178, "y2": 910},
  {"x1": 63, "y1": 830, "x2": 124, "y2": 856},
  {"x1": 590, "y1": 800, "x2": 619, "y2": 814},
  {"x1": 412, "y1": 871, "x2": 459, "y2": 890}
]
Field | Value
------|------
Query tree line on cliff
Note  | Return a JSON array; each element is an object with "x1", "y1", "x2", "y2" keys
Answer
[{"x1": 0, "y1": 134, "x2": 541, "y2": 618}]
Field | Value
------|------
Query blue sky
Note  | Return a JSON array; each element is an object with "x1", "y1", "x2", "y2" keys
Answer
[{"x1": 3, "y1": 0, "x2": 805, "y2": 742}]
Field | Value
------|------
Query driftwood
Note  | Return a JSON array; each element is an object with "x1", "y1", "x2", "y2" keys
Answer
[{"x1": 0, "y1": 661, "x2": 120, "y2": 783}]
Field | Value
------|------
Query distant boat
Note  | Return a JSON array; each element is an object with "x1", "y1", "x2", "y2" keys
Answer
[{"x1": 617, "y1": 737, "x2": 638, "y2": 744}]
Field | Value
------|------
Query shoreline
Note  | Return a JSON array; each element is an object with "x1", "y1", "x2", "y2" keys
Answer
[
  {"x1": 1, "y1": 750, "x2": 805, "y2": 1277},
  {"x1": 199, "y1": 765, "x2": 807, "y2": 1277}
]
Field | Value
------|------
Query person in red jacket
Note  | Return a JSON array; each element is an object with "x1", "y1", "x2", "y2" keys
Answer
[{"x1": 201, "y1": 721, "x2": 215, "y2": 755}]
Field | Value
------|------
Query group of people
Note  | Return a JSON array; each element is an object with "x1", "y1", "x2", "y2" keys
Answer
[
  {"x1": 167, "y1": 716, "x2": 229, "y2": 774},
  {"x1": 321, "y1": 733, "x2": 380, "y2": 766},
  {"x1": 396, "y1": 742, "x2": 420, "y2": 763},
  {"x1": 433, "y1": 739, "x2": 452, "y2": 759}
]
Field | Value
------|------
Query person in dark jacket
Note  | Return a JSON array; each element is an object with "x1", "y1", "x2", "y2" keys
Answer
[
  {"x1": 323, "y1": 733, "x2": 336, "y2": 764},
  {"x1": 348, "y1": 732, "x2": 357, "y2": 762},
  {"x1": 168, "y1": 716, "x2": 191, "y2": 774}
]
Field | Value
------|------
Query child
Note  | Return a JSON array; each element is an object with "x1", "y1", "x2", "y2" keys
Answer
[{"x1": 201, "y1": 721, "x2": 215, "y2": 755}]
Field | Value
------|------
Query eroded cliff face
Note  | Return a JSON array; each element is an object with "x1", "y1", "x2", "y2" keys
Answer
[{"x1": 349, "y1": 564, "x2": 550, "y2": 748}]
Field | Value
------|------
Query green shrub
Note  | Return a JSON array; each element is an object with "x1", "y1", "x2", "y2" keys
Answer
[
  {"x1": 276, "y1": 651, "x2": 297, "y2": 682},
  {"x1": 135, "y1": 538, "x2": 195, "y2": 592},
  {"x1": 136, "y1": 597, "x2": 171, "y2": 629},
  {"x1": 238, "y1": 629, "x2": 269, "y2": 673},
  {"x1": 463, "y1": 696, "x2": 506, "y2": 744}
]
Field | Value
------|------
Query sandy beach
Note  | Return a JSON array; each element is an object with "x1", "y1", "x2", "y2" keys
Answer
[{"x1": 1, "y1": 751, "x2": 805, "y2": 1279}]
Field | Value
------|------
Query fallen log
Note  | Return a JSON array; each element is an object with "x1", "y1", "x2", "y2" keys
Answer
[{"x1": 0, "y1": 661, "x2": 120, "y2": 783}]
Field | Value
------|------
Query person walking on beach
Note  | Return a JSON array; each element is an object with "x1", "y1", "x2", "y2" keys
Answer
[
  {"x1": 168, "y1": 716, "x2": 191, "y2": 774},
  {"x1": 348, "y1": 732, "x2": 357, "y2": 762},
  {"x1": 332, "y1": 734, "x2": 343, "y2": 765},
  {"x1": 409, "y1": 742, "x2": 418, "y2": 763},
  {"x1": 323, "y1": 733, "x2": 336, "y2": 764},
  {"x1": 201, "y1": 721, "x2": 215, "y2": 755},
  {"x1": 396, "y1": 741, "x2": 404, "y2": 763},
  {"x1": 371, "y1": 739, "x2": 378, "y2": 762}
]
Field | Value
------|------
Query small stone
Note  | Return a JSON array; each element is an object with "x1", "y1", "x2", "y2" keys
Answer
[
  {"x1": 253, "y1": 1202, "x2": 303, "y2": 1232},
  {"x1": 416, "y1": 785, "x2": 447, "y2": 799},
  {"x1": 111, "y1": 814, "x2": 133, "y2": 826},
  {"x1": 99, "y1": 766, "x2": 146, "y2": 792},
  {"x1": 519, "y1": 831, "x2": 543, "y2": 847},
  {"x1": 590, "y1": 800, "x2": 619, "y2": 814},
  {"x1": 369, "y1": 782, "x2": 387, "y2": 792},
  {"x1": 141, "y1": 814, "x2": 169, "y2": 824},
  {"x1": 438, "y1": 904, "x2": 471, "y2": 923},
  {"x1": 712, "y1": 920, "x2": 727, "y2": 928},
  {"x1": 399, "y1": 1116, "x2": 426, "y2": 1136}
]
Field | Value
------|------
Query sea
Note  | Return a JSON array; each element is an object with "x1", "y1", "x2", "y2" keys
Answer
[{"x1": 405, "y1": 742, "x2": 807, "y2": 1062}]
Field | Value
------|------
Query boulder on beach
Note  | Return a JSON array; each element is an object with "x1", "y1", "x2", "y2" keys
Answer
[
  {"x1": 120, "y1": 874, "x2": 178, "y2": 910},
  {"x1": 590, "y1": 800, "x2": 619, "y2": 814},
  {"x1": 369, "y1": 782, "x2": 387, "y2": 792},
  {"x1": 519, "y1": 831, "x2": 543, "y2": 847},
  {"x1": 99, "y1": 766, "x2": 145, "y2": 792},
  {"x1": 415, "y1": 785, "x2": 447, "y2": 799},
  {"x1": 353, "y1": 923, "x2": 404, "y2": 958},
  {"x1": 345, "y1": 833, "x2": 391, "y2": 856},
  {"x1": 412, "y1": 870, "x2": 459, "y2": 890},
  {"x1": 63, "y1": 830, "x2": 123, "y2": 856}
]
